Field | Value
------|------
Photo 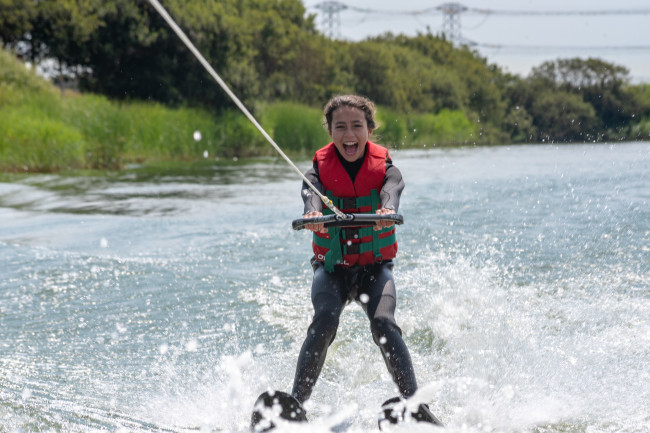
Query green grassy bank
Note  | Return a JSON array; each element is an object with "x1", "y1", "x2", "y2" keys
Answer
[{"x1": 1, "y1": 49, "x2": 477, "y2": 172}]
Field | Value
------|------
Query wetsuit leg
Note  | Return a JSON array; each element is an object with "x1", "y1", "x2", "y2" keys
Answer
[
  {"x1": 291, "y1": 262, "x2": 346, "y2": 404},
  {"x1": 360, "y1": 261, "x2": 418, "y2": 398}
]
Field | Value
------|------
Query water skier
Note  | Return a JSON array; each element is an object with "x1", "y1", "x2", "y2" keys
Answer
[
  {"x1": 289, "y1": 94, "x2": 441, "y2": 428},
  {"x1": 252, "y1": 94, "x2": 441, "y2": 430}
]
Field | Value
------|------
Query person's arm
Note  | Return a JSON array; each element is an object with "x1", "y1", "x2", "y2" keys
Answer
[
  {"x1": 380, "y1": 162, "x2": 404, "y2": 212},
  {"x1": 301, "y1": 162, "x2": 325, "y2": 214},
  {"x1": 374, "y1": 161, "x2": 405, "y2": 230},
  {"x1": 301, "y1": 162, "x2": 327, "y2": 233}
]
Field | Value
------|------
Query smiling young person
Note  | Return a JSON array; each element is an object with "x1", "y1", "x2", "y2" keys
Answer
[{"x1": 289, "y1": 94, "x2": 442, "y2": 426}]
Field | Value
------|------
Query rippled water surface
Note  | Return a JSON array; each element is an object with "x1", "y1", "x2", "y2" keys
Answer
[{"x1": 1, "y1": 143, "x2": 648, "y2": 433}]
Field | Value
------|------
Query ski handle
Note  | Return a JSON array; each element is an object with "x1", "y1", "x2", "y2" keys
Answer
[{"x1": 292, "y1": 213, "x2": 404, "y2": 231}]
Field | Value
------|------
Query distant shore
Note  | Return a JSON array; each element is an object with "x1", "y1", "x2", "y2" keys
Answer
[{"x1": 1, "y1": 49, "x2": 647, "y2": 173}]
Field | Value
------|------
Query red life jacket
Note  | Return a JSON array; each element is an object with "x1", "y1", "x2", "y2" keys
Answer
[{"x1": 312, "y1": 141, "x2": 398, "y2": 271}]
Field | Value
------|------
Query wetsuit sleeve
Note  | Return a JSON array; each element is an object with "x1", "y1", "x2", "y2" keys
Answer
[
  {"x1": 381, "y1": 162, "x2": 404, "y2": 211},
  {"x1": 302, "y1": 161, "x2": 325, "y2": 214}
]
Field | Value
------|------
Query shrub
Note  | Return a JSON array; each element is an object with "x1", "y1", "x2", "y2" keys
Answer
[
  {"x1": 0, "y1": 108, "x2": 86, "y2": 171},
  {"x1": 431, "y1": 109, "x2": 477, "y2": 144},
  {"x1": 375, "y1": 106, "x2": 408, "y2": 149},
  {"x1": 214, "y1": 109, "x2": 267, "y2": 158},
  {"x1": 261, "y1": 102, "x2": 330, "y2": 155}
]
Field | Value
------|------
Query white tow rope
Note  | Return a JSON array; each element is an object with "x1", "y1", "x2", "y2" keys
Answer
[{"x1": 146, "y1": 0, "x2": 346, "y2": 219}]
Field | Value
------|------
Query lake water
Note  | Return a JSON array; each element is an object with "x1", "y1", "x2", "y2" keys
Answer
[{"x1": 1, "y1": 143, "x2": 648, "y2": 433}]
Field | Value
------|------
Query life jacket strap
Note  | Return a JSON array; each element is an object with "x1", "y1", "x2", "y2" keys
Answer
[
  {"x1": 323, "y1": 191, "x2": 376, "y2": 213},
  {"x1": 313, "y1": 228, "x2": 395, "y2": 252}
]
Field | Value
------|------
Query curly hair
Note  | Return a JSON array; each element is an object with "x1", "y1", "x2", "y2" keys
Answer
[{"x1": 323, "y1": 94, "x2": 378, "y2": 132}]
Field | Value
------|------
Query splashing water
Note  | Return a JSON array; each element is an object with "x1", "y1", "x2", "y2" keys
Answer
[{"x1": 1, "y1": 143, "x2": 648, "y2": 432}]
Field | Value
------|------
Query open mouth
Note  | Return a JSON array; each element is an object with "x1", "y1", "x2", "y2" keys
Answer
[{"x1": 343, "y1": 142, "x2": 358, "y2": 156}]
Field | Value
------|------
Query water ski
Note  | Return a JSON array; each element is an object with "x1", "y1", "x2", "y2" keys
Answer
[
  {"x1": 378, "y1": 397, "x2": 443, "y2": 430},
  {"x1": 250, "y1": 391, "x2": 307, "y2": 432}
]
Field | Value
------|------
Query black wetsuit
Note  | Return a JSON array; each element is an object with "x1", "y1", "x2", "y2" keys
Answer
[{"x1": 291, "y1": 148, "x2": 417, "y2": 404}]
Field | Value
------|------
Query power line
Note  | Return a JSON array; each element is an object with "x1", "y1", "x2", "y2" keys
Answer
[
  {"x1": 307, "y1": 2, "x2": 650, "y2": 48},
  {"x1": 477, "y1": 43, "x2": 650, "y2": 53},
  {"x1": 308, "y1": 2, "x2": 650, "y2": 17},
  {"x1": 467, "y1": 7, "x2": 650, "y2": 16}
]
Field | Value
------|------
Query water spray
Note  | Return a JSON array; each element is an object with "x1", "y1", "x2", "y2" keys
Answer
[{"x1": 146, "y1": 0, "x2": 347, "y2": 219}]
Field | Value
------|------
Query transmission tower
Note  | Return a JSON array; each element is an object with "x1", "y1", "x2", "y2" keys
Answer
[
  {"x1": 437, "y1": 2, "x2": 468, "y2": 45},
  {"x1": 314, "y1": 1, "x2": 348, "y2": 39}
]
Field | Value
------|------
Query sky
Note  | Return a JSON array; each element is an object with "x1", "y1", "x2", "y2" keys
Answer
[{"x1": 302, "y1": 0, "x2": 650, "y2": 83}]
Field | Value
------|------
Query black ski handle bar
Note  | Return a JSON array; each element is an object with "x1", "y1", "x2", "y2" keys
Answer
[{"x1": 292, "y1": 213, "x2": 404, "y2": 231}]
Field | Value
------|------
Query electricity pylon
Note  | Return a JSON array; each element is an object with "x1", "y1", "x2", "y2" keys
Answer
[{"x1": 314, "y1": 1, "x2": 348, "y2": 39}]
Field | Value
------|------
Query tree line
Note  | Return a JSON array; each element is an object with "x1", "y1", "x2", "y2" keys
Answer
[{"x1": 1, "y1": 0, "x2": 649, "y2": 144}]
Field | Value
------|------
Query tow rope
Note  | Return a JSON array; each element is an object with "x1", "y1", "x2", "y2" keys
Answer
[{"x1": 146, "y1": 0, "x2": 348, "y2": 219}]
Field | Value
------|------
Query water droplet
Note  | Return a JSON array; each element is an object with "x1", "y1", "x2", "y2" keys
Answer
[
  {"x1": 186, "y1": 339, "x2": 199, "y2": 352},
  {"x1": 22, "y1": 388, "x2": 32, "y2": 400}
]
